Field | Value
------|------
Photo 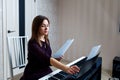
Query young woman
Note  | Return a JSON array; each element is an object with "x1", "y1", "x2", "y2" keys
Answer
[{"x1": 20, "y1": 15, "x2": 80, "y2": 80}]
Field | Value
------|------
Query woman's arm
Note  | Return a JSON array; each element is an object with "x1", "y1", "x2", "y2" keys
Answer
[{"x1": 50, "y1": 58, "x2": 80, "y2": 74}]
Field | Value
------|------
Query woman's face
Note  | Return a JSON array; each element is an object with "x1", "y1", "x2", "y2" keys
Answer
[{"x1": 39, "y1": 19, "x2": 49, "y2": 36}]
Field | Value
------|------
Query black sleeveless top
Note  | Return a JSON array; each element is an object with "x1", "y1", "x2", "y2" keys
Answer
[{"x1": 20, "y1": 39, "x2": 52, "y2": 80}]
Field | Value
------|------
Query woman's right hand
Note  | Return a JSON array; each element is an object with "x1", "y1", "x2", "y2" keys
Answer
[
  {"x1": 66, "y1": 65, "x2": 80, "y2": 74},
  {"x1": 50, "y1": 58, "x2": 80, "y2": 75}
]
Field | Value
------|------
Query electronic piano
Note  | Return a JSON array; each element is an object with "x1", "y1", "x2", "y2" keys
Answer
[{"x1": 39, "y1": 56, "x2": 102, "y2": 80}]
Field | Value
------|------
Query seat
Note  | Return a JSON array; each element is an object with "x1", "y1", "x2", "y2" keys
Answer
[{"x1": 7, "y1": 36, "x2": 28, "y2": 79}]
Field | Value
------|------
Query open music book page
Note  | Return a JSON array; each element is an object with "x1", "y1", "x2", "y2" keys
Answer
[
  {"x1": 87, "y1": 45, "x2": 101, "y2": 60},
  {"x1": 52, "y1": 39, "x2": 74, "y2": 58}
]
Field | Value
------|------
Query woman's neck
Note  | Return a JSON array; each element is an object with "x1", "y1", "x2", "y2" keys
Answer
[{"x1": 39, "y1": 35, "x2": 45, "y2": 42}]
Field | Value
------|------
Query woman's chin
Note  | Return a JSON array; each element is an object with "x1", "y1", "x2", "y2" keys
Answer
[{"x1": 44, "y1": 33, "x2": 48, "y2": 35}]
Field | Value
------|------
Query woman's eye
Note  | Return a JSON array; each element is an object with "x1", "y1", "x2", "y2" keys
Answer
[
  {"x1": 41, "y1": 25, "x2": 49, "y2": 27},
  {"x1": 41, "y1": 25, "x2": 45, "y2": 27}
]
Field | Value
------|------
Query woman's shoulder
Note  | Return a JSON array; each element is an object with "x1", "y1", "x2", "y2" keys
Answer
[{"x1": 28, "y1": 39, "x2": 37, "y2": 45}]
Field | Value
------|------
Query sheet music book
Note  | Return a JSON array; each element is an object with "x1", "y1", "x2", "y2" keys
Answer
[
  {"x1": 53, "y1": 39, "x2": 74, "y2": 58},
  {"x1": 87, "y1": 45, "x2": 101, "y2": 60}
]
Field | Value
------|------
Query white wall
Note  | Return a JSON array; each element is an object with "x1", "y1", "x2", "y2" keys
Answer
[
  {"x1": 36, "y1": 0, "x2": 62, "y2": 54},
  {"x1": 25, "y1": 0, "x2": 120, "y2": 74},
  {"x1": 59, "y1": 0, "x2": 120, "y2": 72},
  {"x1": 0, "y1": 0, "x2": 3, "y2": 79},
  {"x1": 25, "y1": 0, "x2": 37, "y2": 39}
]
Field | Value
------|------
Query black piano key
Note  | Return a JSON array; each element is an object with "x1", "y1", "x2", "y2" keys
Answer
[
  {"x1": 57, "y1": 73, "x2": 66, "y2": 77},
  {"x1": 48, "y1": 77, "x2": 59, "y2": 80},
  {"x1": 52, "y1": 73, "x2": 65, "y2": 79},
  {"x1": 59, "y1": 71, "x2": 74, "y2": 79},
  {"x1": 72, "y1": 72, "x2": 79, "y2": 77},
  {"x1": 59, "y1": 71, "x2": 68, "y2": 76}
]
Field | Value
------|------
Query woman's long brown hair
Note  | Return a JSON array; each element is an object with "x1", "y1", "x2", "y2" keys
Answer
[{"x1": 30, "y1": 15, "x2": 50, "y2": 46}]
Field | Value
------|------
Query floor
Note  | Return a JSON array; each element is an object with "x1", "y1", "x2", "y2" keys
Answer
[{"x1": 12, "y1": 59, "x2": 112, "y2": 80}]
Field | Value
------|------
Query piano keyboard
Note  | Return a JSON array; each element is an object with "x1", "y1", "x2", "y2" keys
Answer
[{"x1": 39, "y1": 56, "x2": 86, "y2": 80}]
